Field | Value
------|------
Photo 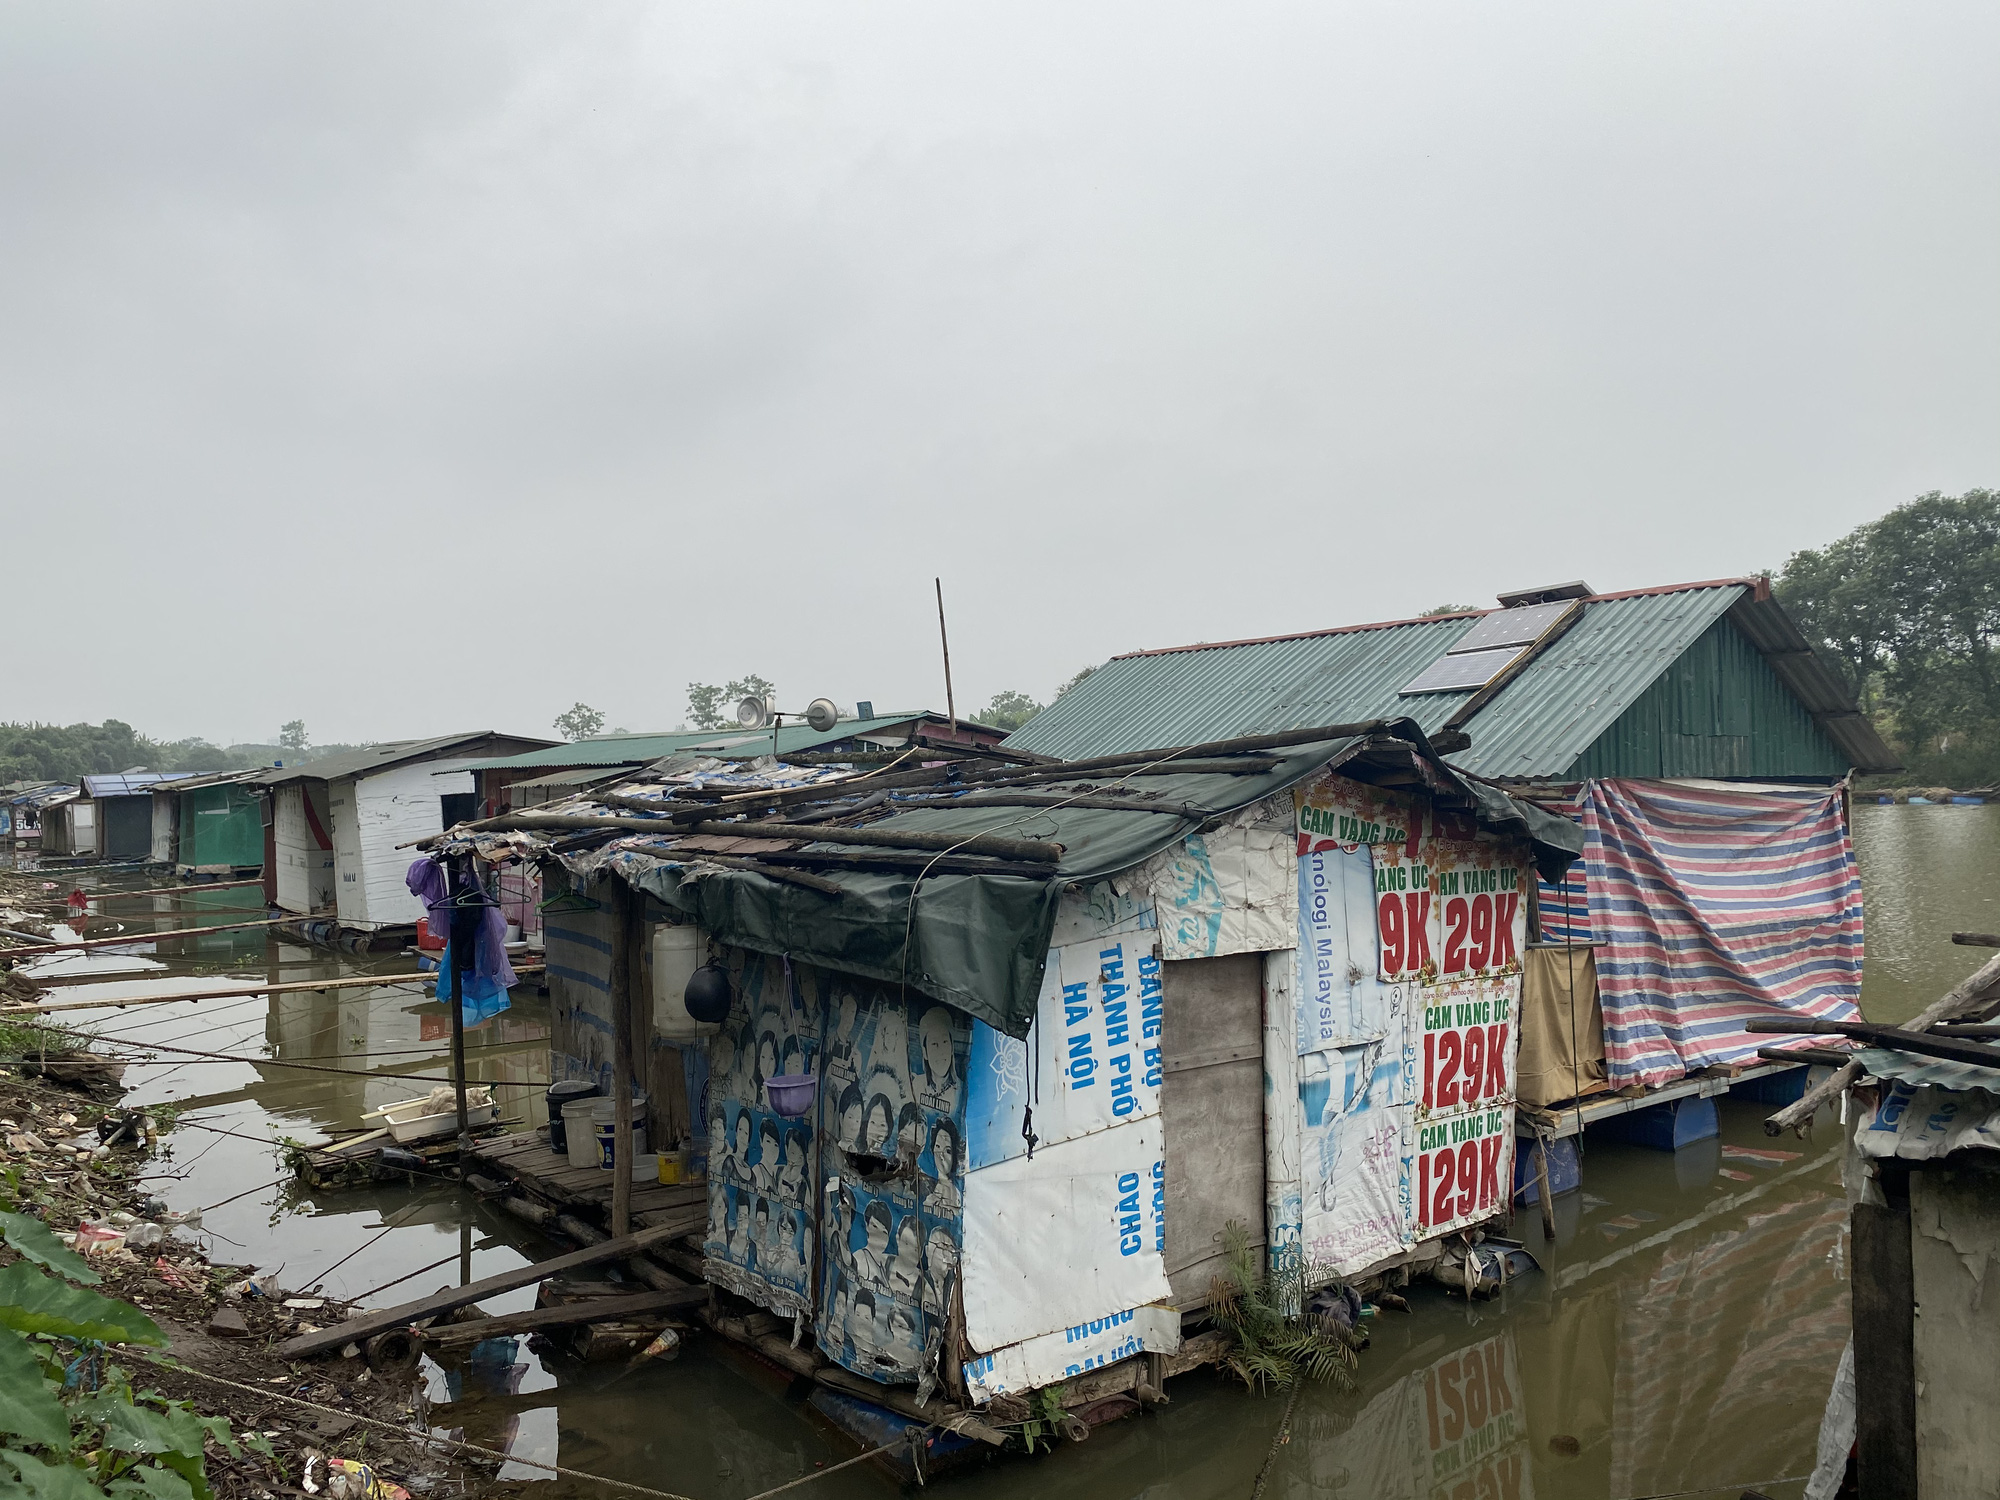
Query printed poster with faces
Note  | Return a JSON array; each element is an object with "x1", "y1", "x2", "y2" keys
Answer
[
  {"x1": 812, "y1": 976, "x2": 970, "y2": 1387},
  {"x1": 703, "y1": 954, "x2": 823, "y2": 1316}
]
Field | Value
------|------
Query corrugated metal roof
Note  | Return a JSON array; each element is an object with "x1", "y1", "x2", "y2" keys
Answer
[
  {"x1": 1448, "y1": 586, "x2": 1742, "y2": 777},
  {"x1": 1006, "y1": 618, "x2": 1479, "y2": 760},
  {"x1": 146, "y1": 768, "x2": 270, "y2": 794},
  {"x1": 449, "y1": 712, "x2": 966, "y2": 774},
  {"x1": 257, "y1": 731, "x2": 560, "y2": 786},
  {"x1": 80, "y1": 771, "x2": 199, "y2": 798},
  {"x1": 1008, "y1": 579, "x2": 1892, "y2": 778}
]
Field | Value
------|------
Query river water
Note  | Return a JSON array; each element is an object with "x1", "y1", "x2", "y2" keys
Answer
[{"x1": 6, "y1": 801, "x2": 1988, "y2": 1500}]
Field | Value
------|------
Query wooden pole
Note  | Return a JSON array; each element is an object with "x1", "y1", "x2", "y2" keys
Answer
[
  {"x1": 935, "y1": 577, "x2": 957, "y2": 733},
  {"x1": 1535, "y1": 1139, "x2": 1557, "y2": 1241},
  {"x1": 76, "y1": 878, "x2": 267, "y2": 901},
  {"x1": 446, "y1": 857, "x2": 472, "y2": 1164},
  {"x1": 1767, "y1": 949, "x2": 2000, "y2": 1135},
  {"x1": 0, "y1": 965, "x2": 542, "y2": 1011},
  {"x1": 609, "y1": 879, "x2": 636, "y2": 1239},
  {"x1": 0, "y1": 914, "x2": 304, "y2": 958}
]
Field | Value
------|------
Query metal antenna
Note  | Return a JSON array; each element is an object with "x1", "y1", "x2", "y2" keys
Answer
[{"x1": 935, "y1": 577, "x2": 957, "y2": 733}]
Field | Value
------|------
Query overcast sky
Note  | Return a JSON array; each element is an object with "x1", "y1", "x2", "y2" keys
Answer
[{"x1": 3, "y1": 3, "x2": 1994, "y2": 747}]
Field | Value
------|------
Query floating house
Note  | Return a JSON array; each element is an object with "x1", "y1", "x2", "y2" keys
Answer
[
  {"x1": 1797, "y1": 1034, "x2": 2000, "y2": 1497},
  {"x1": 1009, "y1": 577, "x2": 1899, "y2": 1138},
  {"x1": 147, "y1": 768, "x2": 268, "y2": 877},
  {"x1": 39, "y1": 771, "x2": 200, "y2": 860},
  {"x1": 0, "y1": 782, "x2": 72, "y2": 846},
  {"x1": 439, "y1": 723, "x2": 1580, "y2": 1439},
  {"x1": 256, "y1": 731, "x2": 555, "y2": 932}
]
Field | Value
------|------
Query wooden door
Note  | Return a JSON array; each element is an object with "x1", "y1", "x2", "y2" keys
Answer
[{"x1": 1160, "y1": 952, "x2": 1267, "y2": 1306}]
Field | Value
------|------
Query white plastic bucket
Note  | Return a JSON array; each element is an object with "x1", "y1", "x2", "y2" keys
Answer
[
  {"x1": 562, "y1": 1099, "x2": 601, "y2": 1169},
  {"x1": 593, "y1": 1096, "x2": 649, "y2": 1169}
]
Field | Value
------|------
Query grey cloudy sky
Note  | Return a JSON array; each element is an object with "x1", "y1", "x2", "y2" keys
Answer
[{"x1": 4, "y1": 3, "x2": 1995, "y2": 747}]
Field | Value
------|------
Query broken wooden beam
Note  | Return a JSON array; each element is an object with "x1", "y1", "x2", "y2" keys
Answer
[
  {"x1": 276, "y1": 1221, "x2": 684, "y2": 1359},
  {"x1": 424, "y1": 1286, "x2": 704, "y2": 1346}
]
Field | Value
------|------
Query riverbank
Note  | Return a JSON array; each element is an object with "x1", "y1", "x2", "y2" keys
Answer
[{"x1": 0, "y1": 1036, "x2": 498, "y2": 1499}]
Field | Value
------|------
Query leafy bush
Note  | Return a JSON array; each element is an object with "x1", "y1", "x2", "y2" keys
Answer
[
  {"x1": 1207, "y1": 1221, "x2": 1364, "y2": 1394},
  {"x1": 0, "y1": 1209, "x2": 251, "y2": 1498}
]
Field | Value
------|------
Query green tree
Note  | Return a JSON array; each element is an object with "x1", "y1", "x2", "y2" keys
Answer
[
  {"x1": 686, "y1": 675, "x2": 776, "y2": 730},
  {"x1": 1777, "y1": 488, "x2": 2000, "y2": 781},
  {"x1": 978, "y1": 690, "x2": 1044, "y2": 732},
  {"x1": 1419, "y1": 603, "x2": 1477, "y2": 617},
  {"x1": 1054, "y1": 665, "x2": 1098, "y2": 699},
  {"x1": 277, "y1": 720, "x2": 309, "y2": 754},
  {"x1": 553, "y1": 702, "x2": 607, "y2": 741}
]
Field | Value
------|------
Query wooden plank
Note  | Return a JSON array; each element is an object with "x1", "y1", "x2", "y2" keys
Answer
[
  {"x1": 275, "y1": 1221, "x2": 685, "y2": 1359},
  {"x1": 426, "y1": 1286, "x2": 704, "y2": 1345},
  {"x1": 1852, "y1": 1199, "x2": 1917, "y2": 1500}
]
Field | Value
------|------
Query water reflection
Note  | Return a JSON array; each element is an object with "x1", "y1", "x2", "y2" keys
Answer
[
  {"x1": 1854, "y1": 801, "x2": 2000, "y2": 1023},
  {"x1": 2, "y1": 855, "x2": 1878, "y2": 1498}
]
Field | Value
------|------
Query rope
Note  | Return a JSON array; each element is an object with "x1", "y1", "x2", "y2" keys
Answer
[
  {"x1": 121, "y1": 1350, "x2": 702, "y2": 1500},
  {"x1": 1247, "y1": 1379, "x2": 1305, "y2": 1500},
  {"x1": 82, "y1": 1034, "x2": 546, "y2": 1085},
  {"x1": 123, "y1": 1350, "x2": 931, "y2": 1500}
]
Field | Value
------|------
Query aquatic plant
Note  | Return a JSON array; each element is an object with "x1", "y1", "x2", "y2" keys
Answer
[
  {"x1": 0, "y1": 1204, "x2": 265, "y2": 1497},
  {"x1": 1206, "y1": 1221, "x2": 1364, "y2": 1394}
]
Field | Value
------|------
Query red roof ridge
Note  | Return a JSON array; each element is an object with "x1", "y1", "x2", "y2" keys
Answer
[{"x1": 1110, "y1": 577, "x2": 1763, "y2": 661}]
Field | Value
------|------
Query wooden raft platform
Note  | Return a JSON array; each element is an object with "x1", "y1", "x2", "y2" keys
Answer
[
  {"x1": 467, "y1": 1128, "x2": 709, "y2": 1234},
  {"x1": 1516, "y1": 1059, "x2": 1808, "y2": 1140}
]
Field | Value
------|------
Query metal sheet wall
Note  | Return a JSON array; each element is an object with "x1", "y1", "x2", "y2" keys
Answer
[{"x1": 1568, "y1": 617, "x2": 1848, "y2": 780}]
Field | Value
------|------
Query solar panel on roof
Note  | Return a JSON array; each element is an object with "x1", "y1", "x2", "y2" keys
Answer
[
  {"x1": 1397, "y1": 645, "x2": 1527, "y2": 695},
  {"x1": 1450, "y1": 600, "x2": 1571, "y2": 653}
]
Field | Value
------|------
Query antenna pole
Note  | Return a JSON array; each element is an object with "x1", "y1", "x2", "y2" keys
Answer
[{"x1": 935, "y1": 577, "x2": 957, "y2": 734}]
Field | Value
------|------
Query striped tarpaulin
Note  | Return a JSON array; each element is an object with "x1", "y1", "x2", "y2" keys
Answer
[
  {"x1": 1578, "y1": 779, "x2": 1862, "y2": 1087},
  {"x1": 1534, "y1": 791, "x2": 1590, "y2": 943}
]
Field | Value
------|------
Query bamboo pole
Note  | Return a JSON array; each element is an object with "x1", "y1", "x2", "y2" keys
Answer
[
  {"x1": 76, "y1": 879, "x2": 266, "y2": 901},
  {"x1": 0, "y1": 914, "x2": 308, "y2": 958},
  {"x1": 1766, "y1": 950, "x2": 2000, "y2": 1135},
  {"x1": 609, "y1": 880, "x2": 635, "y2": 1239}
]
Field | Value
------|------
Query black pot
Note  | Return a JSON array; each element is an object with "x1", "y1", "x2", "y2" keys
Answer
[{"x1": 684, "y1": 963, "x2": 732, "y2": 1024}]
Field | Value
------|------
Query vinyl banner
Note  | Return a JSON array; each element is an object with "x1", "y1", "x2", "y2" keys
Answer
[
  {"x1": 960, "y1": 1116, "x2": 1171, "y2": 1352},
  {"x1": 1296, "y1": 844, "x2": 1394, "y2": 1051},
  {"x1": 1299, "y1": 1040, "x2": 1411, "y2": 1276},
  {"x1": 1416, "y1": 979, "x2": 1517, "y2": 1122},
  {"x1": 1371, "y1": 843, "x2": 1435, "y2": 983},
  {"x1": 1295, "y1": 772, "x2": 1426, "y2": 854},
  {"x1": 1412, "y1": 1101, "x2": 1514, "y2": 1237},
  {"x1": 1427, "y1": 840, "x2": 1527, "y2": 983},
  {"x1": 963, "y1": 938, "x2": 1163, "y2": 1170},
  {"x1": 962, "y1": 1304, "x2": 1182, "y2": 1403}
]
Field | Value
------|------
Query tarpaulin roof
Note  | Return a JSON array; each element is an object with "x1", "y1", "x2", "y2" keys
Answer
[
  {"x1": 453, "y1": 724, "x2": 1582, "y2": 1039},
  {"x1": 1009, "y1": 578, "x2": 1897, "y2": 777},
  {"x1": 444, "y1": 711, "x2": 990, "y2": 774}
]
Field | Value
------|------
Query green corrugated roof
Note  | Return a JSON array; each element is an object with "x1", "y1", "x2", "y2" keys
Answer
[
  {"x1": 1008, "y1": 581, "x2": 1893, "y2": 778},
  {"x1": 454, "y1": 712, "x2": 963, "y2": 773}
]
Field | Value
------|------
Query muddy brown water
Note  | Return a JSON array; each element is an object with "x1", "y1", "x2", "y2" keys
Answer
[{"x1": 4, "y1": 802, "x2": 1985, "y2": 1498}]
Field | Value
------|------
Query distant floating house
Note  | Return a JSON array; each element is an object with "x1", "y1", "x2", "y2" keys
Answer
[
  {"x1": 147, "y1": 768, "x2": 268, "y2": 877},
  {"x1": 41, "y1": 771, "x2": 201, "y2": 861},
  {"x1": 0, "y1": 782, "x2": 72, "y2": 846},
  {"x1": 1011, "y1": 577, "x2": 1900, "y2": 1110},
  {"x1": 255, "y1": 731, "x2": 556, "y2": 930}
]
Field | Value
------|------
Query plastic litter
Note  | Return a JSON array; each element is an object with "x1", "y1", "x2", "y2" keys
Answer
[{"x1": 300, "y1": 1450, "x2": 411, "y2": 1500}]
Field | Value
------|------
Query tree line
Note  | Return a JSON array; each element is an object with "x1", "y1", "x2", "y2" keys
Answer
[
  {"x1": 0, "y1": 720, "x2": 360, "y2": 787},
  {"x1": 1777, "y1": 488, "x2": 2000, "y2": 785}
]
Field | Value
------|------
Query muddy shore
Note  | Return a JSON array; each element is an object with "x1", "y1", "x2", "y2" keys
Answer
[{"x1": 0, "y1": 1058, "x2": 500, "y2": 1498}]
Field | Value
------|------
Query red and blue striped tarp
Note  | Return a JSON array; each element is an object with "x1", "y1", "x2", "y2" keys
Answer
[{"x1": 1537, "y1": 780, "x2": 1862, "y2": 1087}]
